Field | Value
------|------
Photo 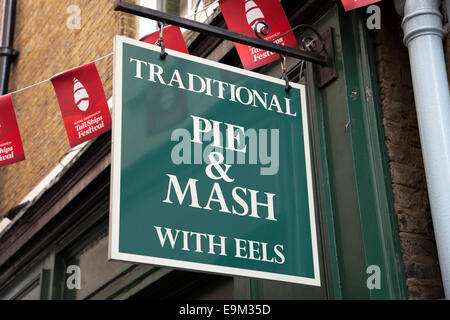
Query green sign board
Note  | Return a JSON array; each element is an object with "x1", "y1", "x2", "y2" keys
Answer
[{"x1": 109, "y1": 36, "x2": 320, "y2": 286}]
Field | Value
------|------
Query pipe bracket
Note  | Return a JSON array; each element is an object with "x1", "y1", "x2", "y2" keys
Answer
[{"x1": 0, "y1": 46, "x2": 19, "y2": 60}]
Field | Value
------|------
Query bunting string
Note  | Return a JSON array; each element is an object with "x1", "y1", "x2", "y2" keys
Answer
[
  {"x1": 8, "y1": 52, "x2": 113, "y2": 96},
  {"x1": 0, "y1": 51, "x2": 114, "y2": 170}
]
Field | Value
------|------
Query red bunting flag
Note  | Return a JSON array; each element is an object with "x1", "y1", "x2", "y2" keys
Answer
[
  {"x1": 51, "y1": 62, "x2": 111, "y2": 148},
  {"x1": 140, "y1": 25, "x2": 189, "y2": 54},
  {"x1": 341, "y1": 0, "x2": 382, "y2": 11},
  {"x1": 0, "y1": 94, "x2": 25, "y2": 167},
  {"x1": 219, "y1": 0, "x2": 299, "y2": 70}
]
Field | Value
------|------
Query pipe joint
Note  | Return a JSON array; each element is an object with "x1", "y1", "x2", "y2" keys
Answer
[
  {"x1": 402, "y1": 7, "x2": 444, "y2": 45},
  {"x1": 0, "y1": 46, "x2": 18, "y2": 59}
]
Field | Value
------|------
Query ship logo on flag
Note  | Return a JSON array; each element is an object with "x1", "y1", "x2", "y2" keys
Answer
[
  {"x1": 220, "y1": 0, "x2": 298, "y2": 70},
  {"x1": 245, "y1": 0, "x2": 265, "y2": 33},
  {"x1": 51, "y1": 62, "x2": 111, "y2": 148},
  {"x1": 0, "y1": 94, "x2": 25, "y2": 167},
  {"x1": 73, "y1": 77, "x2": 89, "y2": 112}
]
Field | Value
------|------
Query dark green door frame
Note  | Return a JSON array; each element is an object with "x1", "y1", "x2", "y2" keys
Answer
[{"x1": 337, "y1": 8, "x2": 407, "y2": 299}]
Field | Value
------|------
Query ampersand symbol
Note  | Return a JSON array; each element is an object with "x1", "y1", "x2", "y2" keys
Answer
[{"x1": 205, "y1": 152, "x2": 234, "y2": 183}]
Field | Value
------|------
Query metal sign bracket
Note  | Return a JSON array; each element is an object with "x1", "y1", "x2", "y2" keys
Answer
[
  {"x1": 114, "y1": 0, "x2": 337, "y2": 89},
  {"x1": 316, "y1": 27, "x2": 337, "y2": 89}
]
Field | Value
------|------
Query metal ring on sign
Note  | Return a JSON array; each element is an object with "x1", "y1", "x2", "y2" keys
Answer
[
  {"x1": 157, "y1": 21, "x2": 167, "y2": 60},
  {"x1": 280, "y1": 55, "x2": 291, "y2": 92}
]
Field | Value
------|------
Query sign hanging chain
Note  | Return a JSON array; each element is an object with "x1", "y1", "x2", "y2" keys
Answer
[
  {"x1": 280, "y1": 54, "x2": 291, "y2": 92},
  {"x1": 156, "y1": 21, "x2": 168, "y2": 60}
]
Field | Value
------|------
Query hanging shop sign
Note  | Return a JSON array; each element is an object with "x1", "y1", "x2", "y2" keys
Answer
[
  {"x1": 51, "y1": 62, "x2": 112, "y2": 148},
  {"x1": 109, "y1": 36, "x2": 320, "y2": 286},
  {"x1": 219, "y1": 0, "x2": 299, "y2": 70},
  {"x1": 0, "y1": 94, "x2": 25, "y2": 167},
  {"x1": 341, "y1": 0, "x2": 382, "y2": 11}
]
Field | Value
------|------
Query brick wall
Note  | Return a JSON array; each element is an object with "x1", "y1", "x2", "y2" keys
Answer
[
  {"x1": 0, "y1": 0, "x2": 136, "y2": 218},
  {"x1": 372, "y1": 2, "x2": 445, "y2": 299}
]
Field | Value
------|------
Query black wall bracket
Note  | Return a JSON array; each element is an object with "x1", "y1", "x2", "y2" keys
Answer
[
  {"x1": 114, "y1": 0, "x2": 336, "y2": 89},
  {"x1": 316, "y1": 28, "x2": 337, "y2": 89},
  {"x1": 0, "y1": 47, "x2": 19, "y2": 60}
]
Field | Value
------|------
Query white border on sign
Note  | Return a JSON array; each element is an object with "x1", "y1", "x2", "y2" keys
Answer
[{"x1": 109, "y1": 35, "x2": 321, "y2": 287}]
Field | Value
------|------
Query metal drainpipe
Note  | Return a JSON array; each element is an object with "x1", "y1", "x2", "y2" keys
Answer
[
  {"x1": 0, "y1": 0, "x2": 18, "y2": 95},
  {"x1": 397, "y1": 0, "x2": 450, "y2": 298}
]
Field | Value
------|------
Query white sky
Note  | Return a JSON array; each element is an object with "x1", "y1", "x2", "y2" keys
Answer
[
  {"x1": 138, "y1": 0, "x2": 219, "y2": 39},
  {"x1": 138, "y1": 0, "x2": 159, "y2": 39}
]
